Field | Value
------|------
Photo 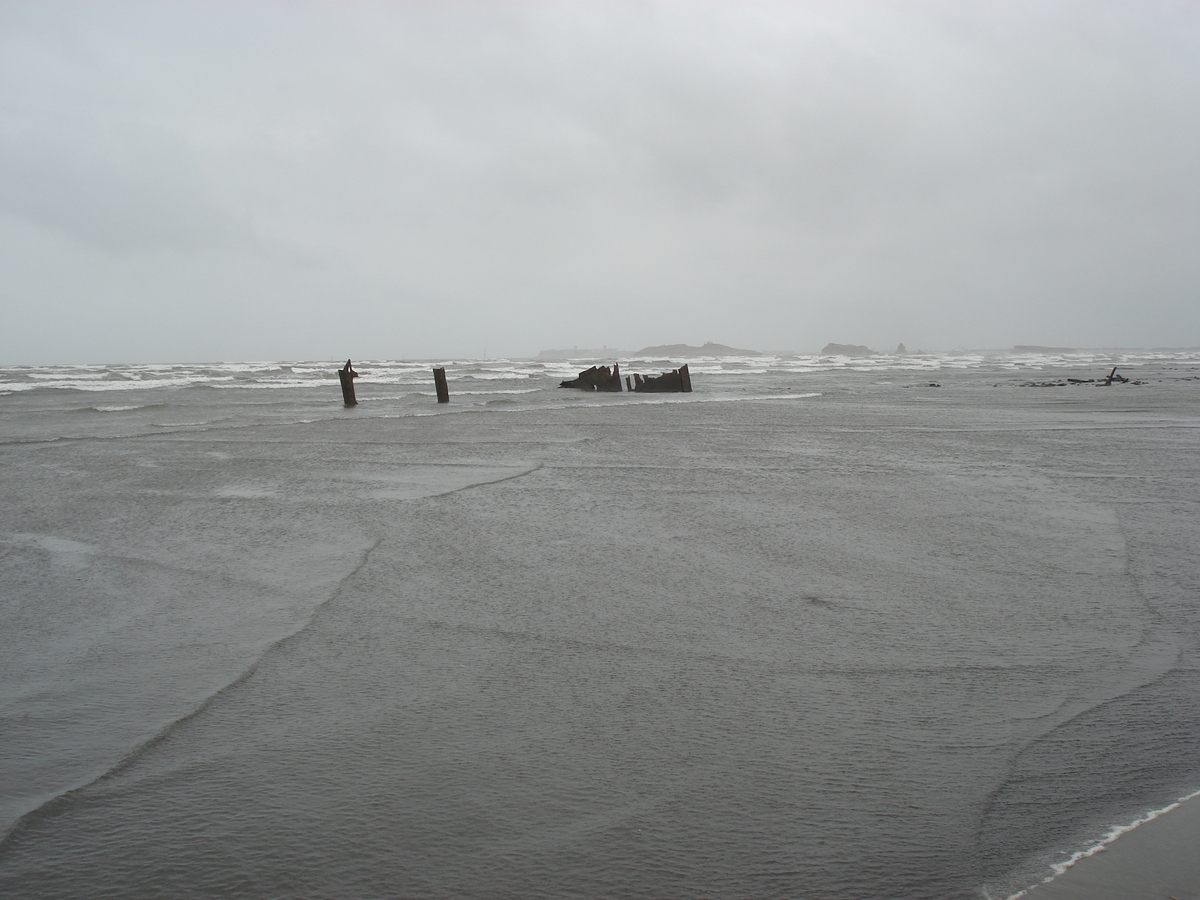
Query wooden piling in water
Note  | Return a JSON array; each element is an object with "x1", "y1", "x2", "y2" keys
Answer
[
  {"x1": 433, "y1": 366, "x2": 450, "y2": 403},
  {"x1": 338, "y1": 360, "x2": 358, "y2": 406},
  {"x1": 679, "y1": 363, "x2": 692, "y2": 393}
]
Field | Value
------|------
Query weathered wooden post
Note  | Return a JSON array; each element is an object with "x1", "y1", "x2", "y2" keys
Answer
[
  {"x1": 432, "y1": 366, "x2": 450, "y2": 403},
  {"x1": 680, "y1": 363, "x2": 692, "y2": 393},
  {"x1": 338, "y1": 359, "x2": 358, "y2": 406}
]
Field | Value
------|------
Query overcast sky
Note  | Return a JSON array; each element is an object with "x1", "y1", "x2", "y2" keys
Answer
[{"x1": 2, "y1": 1, "x2": 1198, "y2": 363}]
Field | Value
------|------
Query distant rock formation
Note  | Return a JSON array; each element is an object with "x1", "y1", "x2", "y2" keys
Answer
[
  {"x1": 634, "y1": 341, "x2": 761, "y2": 357},
  {"x1": 895, "y1": 343, "x2": 907, "y2": 355},
  {"x1": 540, "y1": 341, "x2": 761, "y2": 360},
  {"x1": 821, "y1": 343, "x2": 875, "y2": 357}
]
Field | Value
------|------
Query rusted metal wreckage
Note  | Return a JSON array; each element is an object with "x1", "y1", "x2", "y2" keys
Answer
[
  {"x1": 627, "y1": 364, "x2": 692, "y2": 393},
  {"x1": 560, "y1": 362, "x2": 692, "y2": 393},
  {"x1": 559, "y1": 364, "x2": 624, "y2": 392}
]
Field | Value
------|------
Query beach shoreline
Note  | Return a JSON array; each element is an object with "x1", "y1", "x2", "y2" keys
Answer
[{"x1": 1014, "y1": 789, "x2": 1200, "y2": 900}]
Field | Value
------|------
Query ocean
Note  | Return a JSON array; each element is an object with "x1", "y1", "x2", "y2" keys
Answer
[{"x1": 1, "y1": 349, "x2": 1198, "y2": 899}]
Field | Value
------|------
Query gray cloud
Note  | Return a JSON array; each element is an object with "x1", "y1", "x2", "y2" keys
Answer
[
  {"x1": 1, "y1": 0, "x2": 1198, "y2": 362},
  {"x1": 2, "y1": 115, "x2": 254, "y2": 253}
]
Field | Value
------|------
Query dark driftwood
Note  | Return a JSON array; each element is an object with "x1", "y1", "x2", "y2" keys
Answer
[
  {"x1": 560, "y1": 363, "x2": 623, "y2": 391},
  {"x1": 1103, "y1": 367, "x2": 1129, "y2": 385},
  {"x1": 338, "y1": 360, "x2": 358, "y2": 406},
  {"x1": 631, "y1": 363, "x2": 692, "y2": 393},
  {"x1": 433, "y1": 367, "x2": 450, "y2": 403}
]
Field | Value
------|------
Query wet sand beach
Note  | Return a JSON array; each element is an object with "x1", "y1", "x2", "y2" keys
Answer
[{"x1": 1, "y1": 353, "x2": 1198, "y2": 898}]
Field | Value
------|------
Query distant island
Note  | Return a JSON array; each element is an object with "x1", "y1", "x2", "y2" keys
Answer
[
  {"x1": 821, "y1": 343, "x2": 875, "y2": 357},
  {"x1": 535, "y1": 348, "x2": 629, "y2": 360},
  {"x1": 537, "y1": 341, "x2": 761, "y2": 360},
  {"x1": 634, "y1": 342, "x2": 761, "y2": 358}
]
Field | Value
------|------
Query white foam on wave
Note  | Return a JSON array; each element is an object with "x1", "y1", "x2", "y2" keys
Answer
[
  {"x1": 743, "y1": 392, "x2": 822, "y2": 400},
  {"x1": 3, "y1": 351, "x2": 1199, "y2": 399},
  {"x1": 27, "y1": 371, "x2": 110, "y2": 381},
  {"x1": 1004, "y1": 786, "x2": 1200, "y2": 900},
  {"x1": 525, "y1": 391, "x2": 822, "y2": 412},
  {"x1": 0, "y1": 378, "x2": 206, "y2": 393},
  {"x1": 209, "y1": 379, "x2": 321, "y2": 389}
]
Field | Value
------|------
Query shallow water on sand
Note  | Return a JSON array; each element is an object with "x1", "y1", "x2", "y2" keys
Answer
[{"x1": 2, "y1": 354, "x2": 1198, "y2": 898}]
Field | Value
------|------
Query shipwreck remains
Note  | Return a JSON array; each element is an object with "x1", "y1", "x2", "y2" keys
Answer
[
  {"x1": 560, "y1": 364, "x2": 623, "y2": 392},
  {"x1": 338, "y1": 360, "x2": 358, "y2": 406},
  {"x1": 432, "y1": 366, "x2": 450, "y2": 403},
  {"x1": 558, "y1": 361, "x2": 694, "y2": 394},
  {"x1": 1065, "y1": 367, "x2": 1131, "y2": 386},
  {"x1": 627, "y1": 363, "x2": 692, "y2": 393}
]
